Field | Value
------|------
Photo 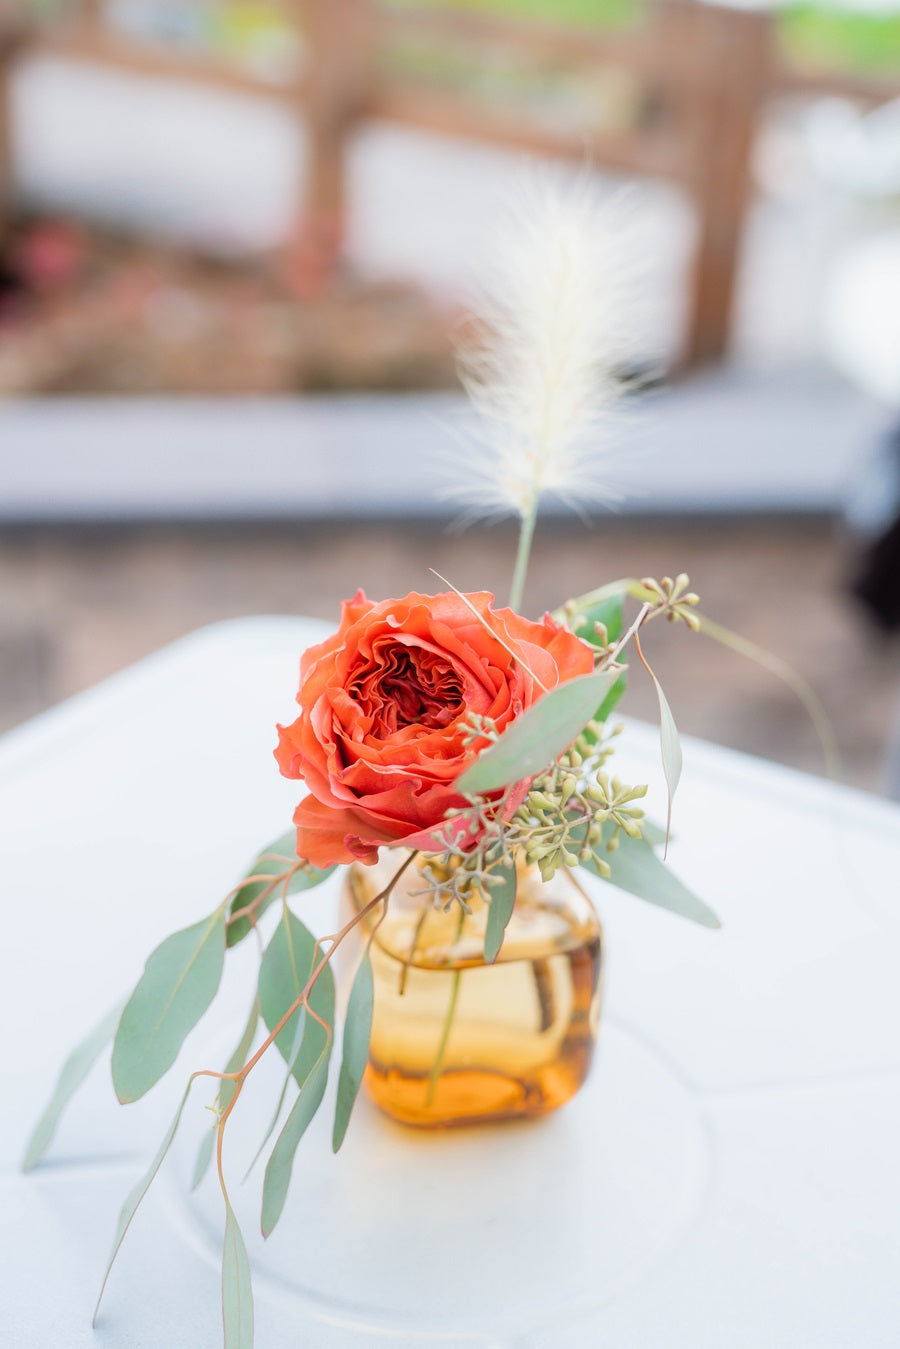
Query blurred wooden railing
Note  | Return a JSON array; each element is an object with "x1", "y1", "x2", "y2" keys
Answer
[{"x1": 1, "y1": 0, "x2": 898, "y2": 368}]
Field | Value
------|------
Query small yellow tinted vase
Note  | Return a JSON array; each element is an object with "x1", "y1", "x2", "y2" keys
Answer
[{"x1": 343, "y1": 852, "x2": 603, "y2": 1128}]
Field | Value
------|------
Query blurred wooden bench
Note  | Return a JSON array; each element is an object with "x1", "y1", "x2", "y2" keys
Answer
[{"x1": 1, "y1": 1, "x2": 898, "y2": 367}]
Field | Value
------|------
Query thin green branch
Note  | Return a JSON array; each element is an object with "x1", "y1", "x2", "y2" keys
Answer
[
  {"x1": 425, "y1": 906, "x2": 466, "y2": 1106},
  {"x1": 508, "y1": 492, "x2": 539, "y2": 613}
]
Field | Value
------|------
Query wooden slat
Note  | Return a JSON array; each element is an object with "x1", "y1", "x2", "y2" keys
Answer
[
  {"x1": 773, "y1": 59, "x2": 900, "y2": 107},
  {"x1": 0, "y1": 59, "x2": 12, "y2": 217},
  {"x1": 375, "y1": 0, "x2": 729, "y2": 95},
  {"x1": 680, "y1": 5, "x2": 772, "y2": 367},
  {"x1": 291, "y1": 0, "x2": 372, "y2": 293},
  {"x1": 77, "y1": 0, "x2": 105, "y2": 34},
  {"x1": 367, "y1": 83, "x2": 691, "y2": 181},
  {"x1": 36, "y1": 27, "x2": 307, "y2": 104},
  {"x1": 1, "y1": 21, "x2": 31, "y2": 217},
  {"x1": 377, "y1": 2, "x2": 656, "y2": 66}
]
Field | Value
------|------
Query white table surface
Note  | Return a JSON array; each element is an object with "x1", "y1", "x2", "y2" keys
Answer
[{"x1": 3, "y1": 616, "x2": 900, "y2": 1348}]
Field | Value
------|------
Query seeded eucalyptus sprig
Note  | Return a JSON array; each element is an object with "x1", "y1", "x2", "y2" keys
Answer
[
  {"x1": 559, "y1": 573, "x2": 701, "y2": 636},
  {"x1": 421, "y1": 714, "x2": 648, "y2": 912},
  {"x1": 418, "y1": 573, "x2": 724, "y2": 949}
]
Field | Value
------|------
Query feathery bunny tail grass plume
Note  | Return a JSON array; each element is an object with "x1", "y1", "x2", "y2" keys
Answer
[{"x1": 450, "y1": 175, "x2": 637, "y2": 525}]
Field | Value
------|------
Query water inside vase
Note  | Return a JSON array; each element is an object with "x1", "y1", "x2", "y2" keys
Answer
[{"x1": 345, "y1": 856, "x2": 603, "y2": 1127}]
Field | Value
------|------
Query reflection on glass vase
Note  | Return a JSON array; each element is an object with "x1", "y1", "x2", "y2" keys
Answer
[{"x1": 343, "y1": 851, "x2": 603, "y2": 1128}]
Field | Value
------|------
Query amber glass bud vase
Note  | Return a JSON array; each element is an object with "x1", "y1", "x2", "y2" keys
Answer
[{"x1": 343, "y1": 852, "x2": 604, "y2": 1128}]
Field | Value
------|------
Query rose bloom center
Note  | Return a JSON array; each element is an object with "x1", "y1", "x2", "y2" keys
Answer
[{"x1": 350, "y1": 642, "x2": 465, "y2": 736}]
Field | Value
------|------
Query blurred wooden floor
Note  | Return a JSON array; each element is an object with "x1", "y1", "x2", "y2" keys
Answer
[{"x1": 1, "y1": 517, "x2": 898, "y2": 796}]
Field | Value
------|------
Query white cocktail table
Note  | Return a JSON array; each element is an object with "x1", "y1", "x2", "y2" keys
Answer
[{"x1": 3, "y1": 617, "x2": 900, "y2": 1347}]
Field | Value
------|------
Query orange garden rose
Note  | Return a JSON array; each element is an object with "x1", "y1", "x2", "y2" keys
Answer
[{"x1": 275, "y1": 590, "x2": 594, "y2": 867}]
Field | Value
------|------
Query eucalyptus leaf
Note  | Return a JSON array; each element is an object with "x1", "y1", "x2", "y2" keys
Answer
[
  {"x1": 192, "y1": 997, "x2": 260, "y2": 1190},
  {"x1": 228, "y1": 829, "x2": 334, "y2": 948},
  {"x1": 23, "y1": 999, "x2": 124, "y2": 1172},
  {"x1": 94, "y1": 1077, "x2": 195, "y2": 1324},
  {"x1": 193, "y1": 1124, "x2": 216, "y2": 1196},
  {"x1": 258, "y1": 908, "x2": 334, "y2": 1089},
  {"x1": 581, "y1": 828, "x2": 719, "y2": 929},
  {"x1": 223, "y1": 1202, "x2": 254, "y2": 1349},
  {"x1": 261, "y1": 1050, "x2": 330, "y2": 1238},
  {"x1": 572, "y1": 594, "x2": 627, "y2": 726},
  {"x1": 572, "y1": 593, "x2": 624, "y2": 645},
  {"x1": 595, "y1": 671, "x2": 627, "y2": 724},
  {"x1": 456, "y1": 668, "x2": 621, "y2": 796},
  {"x1": 332, "y1": 955, "x2": 374, "y2": 1153},
  {"x1": 242, "y1": 1009, "x2": 309, "y2": 1182},
  {"x1": 640, "y1": 817, "x2": 668, "y2": 848},
  {"x1": 552, "y1": 578, "x2": 637, "y2": 626},
  {"x1": 112, "y1": 909, "x2": 226, "y2": 1104},
  {"x1": 642, "y1": 658, "x2": 683, "y2": 850},
  {"x1": 483, "y1": 865, "x2": 517, "y2": 965}
]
